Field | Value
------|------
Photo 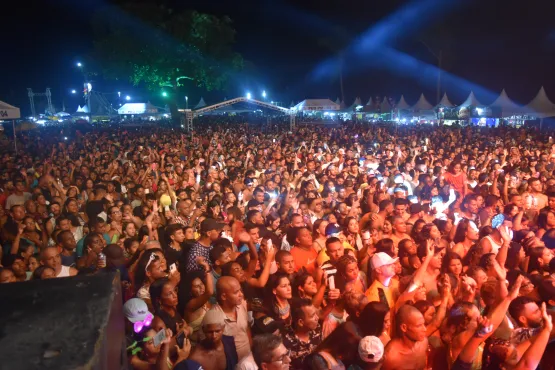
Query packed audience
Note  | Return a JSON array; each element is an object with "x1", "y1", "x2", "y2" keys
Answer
[{"x1": 1, "y1": 122, "x2": 555, "y2": 370}]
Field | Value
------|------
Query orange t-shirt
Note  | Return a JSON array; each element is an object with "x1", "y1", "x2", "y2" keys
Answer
[{"x1": 290, "y1": 246, "x2": 318, "y2": 275}]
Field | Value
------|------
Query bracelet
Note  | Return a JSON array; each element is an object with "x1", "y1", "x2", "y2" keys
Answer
[{"x1": 204, "y1": 267, "x2": 212, "y2": 273}]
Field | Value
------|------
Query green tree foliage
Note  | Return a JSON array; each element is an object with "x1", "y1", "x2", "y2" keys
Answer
[{"x1": 91, "y1": 3, "x2": 243, "y2": 119}]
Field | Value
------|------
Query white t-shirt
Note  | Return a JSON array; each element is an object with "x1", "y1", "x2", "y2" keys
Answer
[
  {"x1": 235, "y1": 354, "x2": 258, "y2": 370},
  {"x1": 5, "y1": 192, "x2": 31, "y2": 210}
]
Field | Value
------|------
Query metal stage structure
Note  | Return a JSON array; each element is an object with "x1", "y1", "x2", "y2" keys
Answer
[
  {"x1": 183, "y1": 97, "x2": 295, "y2": 132},
  {"x1": 27, "y1": 88, "x2": 54, "y2": 118}
]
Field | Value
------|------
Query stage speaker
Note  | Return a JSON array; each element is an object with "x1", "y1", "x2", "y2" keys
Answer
[{"x1": 0, "y1": 271, "x2": 127, "y2": 370}]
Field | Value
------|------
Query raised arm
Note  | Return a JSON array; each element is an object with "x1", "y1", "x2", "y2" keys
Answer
[
  {"x1": 185, "y1": 257, "x2": 214, "y2": 313},
  {"x1": 514, "y1": 303, "x2": 553, "y2": 370},
  {"x1": 248, "y1": 246, "x2": 276, "y2": 288}
]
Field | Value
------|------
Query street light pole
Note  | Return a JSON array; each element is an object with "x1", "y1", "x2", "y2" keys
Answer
[{"x1": 420, "y1": 41, "x2": 442, "y2": 105}]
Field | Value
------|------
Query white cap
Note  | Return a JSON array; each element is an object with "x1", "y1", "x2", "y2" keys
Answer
[
  {"x1": 359, "y1": 336, "x2": 384, "y2": 363},
  {"x1": 371, "y1": 252, "x2": 399, "y2": 269},
  {"x1": 123, "y1": 298, "x2": 152, "y2": 323}
]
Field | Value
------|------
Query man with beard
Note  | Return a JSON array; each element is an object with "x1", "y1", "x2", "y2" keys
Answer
[
  {"x1": 188, "y1": 309, "x2": 238, "y2": 370},
  {"x1": 509, "y1": 296, "x2": 545, "y2": 344}
]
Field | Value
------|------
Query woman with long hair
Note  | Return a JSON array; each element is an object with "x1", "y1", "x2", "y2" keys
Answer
[
  {"x1": 293, "y1": 272, "x2": 327, "y2": 309},
  {"x1": 307, "y1": 321, "x2": 362, "y2": 370},
  {"x1": 312, "y1": 219, "x2": 329, "y2": 253},
  {"x1": 355, "y1": 302, "x2": 390, "y2": 346},
  {"x1": 452, "y1": 219, "x2": 480, "y2": 259},
  {"x1": 178, "y1": 267, "x2": 213, "y2": 343},
  {"x1": 149, "y1": 278, "x2": 183, "y2": 335},
  {"x1": 441, "y1": 252, "x2": 463, "y2": 283},
  {"x1": 134, "y1": 249, "x2": 168, "y2": 308},
  {"x1": 410, "y1": 219, "x2": 427, "y2": 241},
  {"x1": 336, "y1": 254, "x2": 367, "y2": 294},
  {"x1": 537, "y1": 209, "x2": 555, "y2": 238},
  {"x1": 265, "y1": 272, "x2": 293, "y2": 327},
  {"x1": 63, "y1": 197, "x2": 87, "y2": 225},
  {"x1": 343, "y1": 216, "x2": 363, "y2": 252}
]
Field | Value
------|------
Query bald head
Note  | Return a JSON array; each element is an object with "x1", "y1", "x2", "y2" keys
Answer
[
  {"x1": 396, "y1": 304, "x2": 427, "y2": 342},
  {"x1": 397, "y1": 304, "x2": 420, "y2": 325},
  {"x1": 216, "y1": 276, "x2": 244, "y2": 307}
]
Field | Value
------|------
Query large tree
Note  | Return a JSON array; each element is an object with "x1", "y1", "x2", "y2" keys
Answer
[{"x1": 91, "y1": 3, "x2": 243, "y2": 121}]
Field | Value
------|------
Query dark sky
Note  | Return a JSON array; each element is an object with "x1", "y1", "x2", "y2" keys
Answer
[{"x1": 2, "y1": 0, "x2": 555, "y2": 115}]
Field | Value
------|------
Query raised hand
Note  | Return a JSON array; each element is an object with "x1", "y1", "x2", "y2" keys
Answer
[
  {"x1": 475, "y1": 316, "x2": 493, "y2": 338},
  {"x1": 541, "y1": 302, "x2": 553, "y2": 332},
  {"x1": 508, "y1": 275, "x2": 523, "y2": 300}
]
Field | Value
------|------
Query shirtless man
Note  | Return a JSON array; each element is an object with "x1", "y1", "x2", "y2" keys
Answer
[
  {"x1": 188, "y1": 309, "x2": 239, "y2": 370},
  {"x1": 382, "y1": 305, "x2": 428, "y2": 370},
  {"x1": 523, "y1": 178, "x2": 548, "y2": 222},
  {"x1": 360, "y1": 199, "x2": 393, "y2": 230},
  {"x1": 390, "y1": 216, "x2": 412, "y2": 248}
]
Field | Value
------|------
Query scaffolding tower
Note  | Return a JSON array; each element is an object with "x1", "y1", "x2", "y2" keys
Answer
[{"x1": 27, "y1": 88, "x2": 54, "y2": 118}]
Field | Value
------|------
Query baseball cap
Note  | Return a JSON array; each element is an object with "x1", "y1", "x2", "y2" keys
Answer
[
  {"x1": 325, "y1": 223, "x2": 342, "y2": 237},
  {"x1": 200, "y1": 218, "x2": 224, "y2": 234},
  {"x1": 123, "y1": 298, "x2": 152, "y2": 323},
  {"x1": 252, "y1": 316, "x2": 284, "y2": 335},
  {"x1": 358, "y1": 336, "x2": 384, "y2": 363},
  {"x1": 371, "y1": 252, "x2": 399, "y2": 269}
]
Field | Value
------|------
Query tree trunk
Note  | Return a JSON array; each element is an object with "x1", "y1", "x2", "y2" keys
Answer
[{"x1": 169, "y1": 84, "x2": 181, "y2": 125}]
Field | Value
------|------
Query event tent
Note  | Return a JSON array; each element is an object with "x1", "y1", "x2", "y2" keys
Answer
[
  {"x1": 458, "y1": 91, "x2": 482, "y2": 108},
  {"x1": 436, "y1": 93, "x2": 455, "y2": 108},
  {"x1": 76, "y1": 105, "x2": 89, "y2": 113},
  {"x1": 523, "y1": 86, "x2": 555, "y2": 118},
  {"x1": 292, "y1": 99, "x2": 340, "y2": 112},
  {"x1": 194, "y1": 97, "x2": 207, "y2": 109},
  {"x1": 380, "y1": 96, "x2": 392, "y2": 112},
  {"x1": 347, "y1": 97, "x2": 362, "y2": 111},
  {"x1": 396, "y1": 95, "x2": 411, "y2": 110},
  {"x1": 0, "y1": 101, "x2": 21, "y2": 120},
  {"x1": 489, "y1": 89, "x2": 521, "y2": 118},
  {"x1": 117, "y1": 102, "x2": 159, "y2": 115},
  {"x1": 412, "y1": 94, "x2": 434, "y2": 111}
]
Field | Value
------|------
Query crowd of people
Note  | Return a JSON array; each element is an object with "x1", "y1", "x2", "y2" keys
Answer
[{"x1": 1, "y1": 121, "x2": 555, "y2": 370}]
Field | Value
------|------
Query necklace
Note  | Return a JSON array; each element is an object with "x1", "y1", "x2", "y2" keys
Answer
[{"x1": 277, "y1": 302, "x2": 290, "y2": 316}]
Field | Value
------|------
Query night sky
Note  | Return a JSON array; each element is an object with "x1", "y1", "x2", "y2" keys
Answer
[{"x1": 2, "y1": 0, "x2": 555, "y2": 115}]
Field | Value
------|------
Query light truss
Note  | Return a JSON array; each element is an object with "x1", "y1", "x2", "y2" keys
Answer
[{"x1": 184, "y1": 97, "x2": 294, "y2": 132}]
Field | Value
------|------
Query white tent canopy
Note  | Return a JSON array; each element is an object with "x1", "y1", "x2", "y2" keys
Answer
[
  {"x1": 396, "y1": 95, "x2": 411, "y2": 110},
  {"x1": 76, "y1": 105, "x2": 89, "y2": 113},
  {"x1": 436, "y1": 93, "x2": 455, "y2": 108},
  {"x1": 489, "y1": 89, "x2": 521, "y2": 117},
  {"x1": 194, "y1": 97, "x2": 206, "y2": 109},
  {"x1": 0, "y1": 101, "x2": 21, "y2": 119},
  {"x1": 292, "y1": 99, "x2": 340, "y2": 112},
  {"x1": 459, "y1": 91, "x2": 482, "y2": 108},
  {"x1": 412, "y1": 94, "x2": 434, "y2": 111},
  {"x1": 380, "y1": 96, "x2": 392, "y2": 112},
  {"x1": 348, "y1": 97, "x2": 362, "y2": 111},
  {"x1": 118, "y1": 102, "x2": 159, "y2": 115},
  {"x1": 524, "y1": 86, "x2": 555, "y2": 118}
]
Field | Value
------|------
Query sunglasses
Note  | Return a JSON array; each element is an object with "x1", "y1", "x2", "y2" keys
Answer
[
  {"x1": 133, "y1": 313, "x2": 153, "y2": 333},
  {"x1": 145, "y1": 253, "x2": 159, "y2": 272}
]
